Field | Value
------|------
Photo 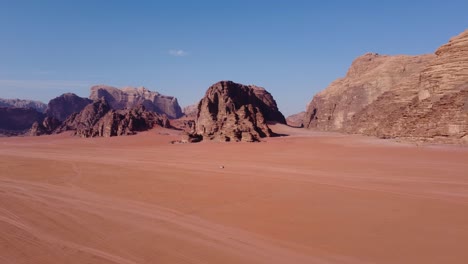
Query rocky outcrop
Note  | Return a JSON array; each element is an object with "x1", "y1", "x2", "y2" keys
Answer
[
  {"x1": 249, "y1": 85, "x2": 286, "y2": 124},
  {"x1": 193, "y1": 81, "x2": 284, "y2": 142},
  {"x1": 55, "y1": 99, "x2": 170, "y2": 138},
  {"x1": 304, "y1": 29, "x2": 468, "y2": 144},
  {"x1": 30, "y1": 117, "x2": 62, "y2": 136},
  {"x1": 89, "y1": 85, "x2": 183, "y2": 119},
  {"x1": 304, "y1": 53, "x2": 434, "y2": 130},
  {"x1": 286, "y1": 111, "x2": 305, "y2": 127},
  {"x1": 46, "y1": 93, "x2": 92, "y2": 121},
  {"x1": 0, "y1": 98, "x2": 47, "y2": 113},
  {"x1": 0, "y1": 107, "x2": 45, "y2": 135}
]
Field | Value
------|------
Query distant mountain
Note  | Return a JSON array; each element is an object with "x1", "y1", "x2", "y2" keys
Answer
[
  {"x1": 46, "y1": 93, "x2": 92, "y2": 121},
  {"x1": 89, "y1": 85, "x2": 183, "y2": 119},
  {"x1": 0, "y1": 107, "x2": 45, "y2": 136},
  {"x1": 286, "y1": 111, "x2": 305, "y2": 127},
  {"x1": 0, "y1": 98, "x2": 47, "y2": 113},
  {"x1": 182, "y1": 103, "x2": 199, "y2": 118},
  {"x1": 304, "y1": 29, "x2": 468, "y2": 144}
]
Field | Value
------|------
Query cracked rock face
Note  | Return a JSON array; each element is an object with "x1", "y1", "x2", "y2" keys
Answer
[
  {"x1": 89, "y1": 85, "x2": 183, "y2": 119},
  {"x1": 193, "y1": 81, "x2": 285, "y2": 142},
  {"x1": 304, "y1": 29, "x2": 468, "y2": 144}
]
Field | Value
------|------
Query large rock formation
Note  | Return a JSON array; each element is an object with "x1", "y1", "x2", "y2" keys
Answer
[
  {"x1": 0, "y1": 107, "x2": 45, "y2": 136},
  {"x1": 89, "y1": 85, "x2": 183, "y2": 119},
  {"x1": 304, "y1": 53, "x2": 434, "y2": 130},
  {"x1": 304, "y1": 29, "x2": 468, "y2": 144},
  {"x1": 46, "y1": 93, "x2": 92, "y2": 121},
  {"x1": 193, "y1": 81, "x2": 285, "y2": 142},
  {"x1": 55, "y1": 99, "x2": 170, "y2": 138},
  {"x1": 30, "y1": 117, "x2": 62, "y2": 136},
  {"x1": 286, "y1": 111, "x2": 305, "y2": 127},
  {"x1": 0, "y1": 98, "x2": 47, "y2": 113}
]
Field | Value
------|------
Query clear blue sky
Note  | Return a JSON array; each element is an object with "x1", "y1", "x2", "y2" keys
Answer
[{"x1": 0, "y1": 0, "x2": 467, "y2": 115}]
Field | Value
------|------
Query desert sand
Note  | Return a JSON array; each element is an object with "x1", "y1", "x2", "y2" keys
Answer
[{"x1": 1, "y1": 126, "x2": 467, "y2": 264}]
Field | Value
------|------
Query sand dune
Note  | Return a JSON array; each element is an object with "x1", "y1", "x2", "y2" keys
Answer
[{"x1": 1, "y1": 127, "x2": 467, "y2": 263}]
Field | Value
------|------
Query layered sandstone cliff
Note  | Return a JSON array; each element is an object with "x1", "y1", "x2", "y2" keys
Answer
[{"x1": 304, "y1": 29, "x2": 468, "y2": 144}]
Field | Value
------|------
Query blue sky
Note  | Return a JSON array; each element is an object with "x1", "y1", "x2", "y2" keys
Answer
[{"x1": 0, "y1": 0, "x2": 467, "y2": 115}]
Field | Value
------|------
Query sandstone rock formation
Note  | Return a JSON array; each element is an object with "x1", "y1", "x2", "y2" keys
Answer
[
  {"x1": 304, "y1": 29, "x2": 468, "y2": 144},
  {"x1": 193, "y1": 81, "x2": 284, "y2": 142},
  {"x1": 0, "y1": 98, "x2": 47, "y2": 113},
  {"x1": 0, "y1": 107, "x2": 45, "y2": 136},
  {"x1": 304, "y1": 53, "x2": 434, "y2": 130},
  {"x1": 56, "y1": 99, "x2": 170, "y2": 138},
  {"x1": 89, "y1": 85, "x2": 183, "y2": 119},
  {"x1": 286, "y1": 111, "x2": 305, "y2": 127},
  {"x1": 30, "y1": 117, "x2": 62, "y2": 136},
  {"x1": 182, "y1": 103, "x2": 199, "y2": 118},
  {"x1": 46, "y1": 93, "x2": 92, "y2": 121}
]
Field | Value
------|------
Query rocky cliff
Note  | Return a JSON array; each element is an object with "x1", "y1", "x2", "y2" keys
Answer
[
  {"x1": 89, "y1": 85, "x2": 183, "y2": 119},
  {"x1": 0, "y1": 107, "x2": 45, "y2": 135},
  {"x1": 55, "y1": 99, "x2": 170, "y2": 138},
  {"x1": 30, "y1": 117, "x2": 62, "y2": 136},
  {"x1": 46, "y1": 93, "x2": 92, "y2": 121},
  {"x1": 304, "y1": 53, "x2": 434, "y2": 130},
  {"x1": 304, "y1": 29, "x2": 468, "y2": 144},
  {"x1": 0, "y1": 98, "x2": 47, "y2": 113},
  {"x1": 193, "y1": 81, "x2": 284, "y2": 142}
]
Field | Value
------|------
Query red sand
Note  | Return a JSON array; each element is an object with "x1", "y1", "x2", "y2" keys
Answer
[{"x1": 1, "y1": 125, "x2": 467, "y2": 264}]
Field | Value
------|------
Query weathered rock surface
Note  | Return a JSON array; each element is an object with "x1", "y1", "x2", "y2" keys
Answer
[
  {"x1": 286, "y1": 111, "x2": 305, "y2": 127},
  {"x1": 30, "y1": 117, "x2": 62, "y2": 136},
  {"x1": 0, "y1": 107, "x2": 45, "y2": 135},
  {"x1": 0, "y1": 98, "x2": 47, "y2": 113},
  {"x1": 304, "y1": 29, "x2": 468, "y2": 144},
  {"x1": 304, "y1": 53, "x2": 434, "y2": 130},
  {"x1": 46, "y1": 93, "x2": 92, "y2": 121},
  {"x1": 193, "y1": 81, "x2": 284, "y2": 142},
  {"x1": 182, "y1": 103, "x2": 199, "y2": 118},
  {"x1": 55, "y1": 99, "x2": 170, "y2": 138},
  {"x1": 89, "y1": 85, "x2": 183, "y2": 119}
]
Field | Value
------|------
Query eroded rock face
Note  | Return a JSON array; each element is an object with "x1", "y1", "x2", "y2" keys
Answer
[
  {"x1": 30, "y1": 117, "x2": 62, "y2": 136},
  {"x1": 55, "y1": 99, "x2": 170, "y2": 138},
  {"x1": 304, "y1": 53, "x2": 434, "y2": 130},
  {"x1": 0, "y1": 98, "x2": 47, "y2": 113},
  {"x1": 304, "y1": 29, "x2": 468, "y2": 144},
  {"x1": 0, "y1": 107, "x2": 45, "y2": 136},
  {"x1": 46, "y1": 93, "x2": 92, "y2": 121},
  {"x1": 194, "y1": 81, "x2": 284, "y2": 142},
  {"x1": 89, "y1": 85, "x2": 183, "y2": 119}
]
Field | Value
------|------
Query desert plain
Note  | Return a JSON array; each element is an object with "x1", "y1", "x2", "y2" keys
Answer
[{"x1": 1, "y1": 125, "x2": 467, "y2": 264}]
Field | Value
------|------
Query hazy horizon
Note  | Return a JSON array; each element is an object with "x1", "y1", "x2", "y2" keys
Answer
[{"x1": 1, "y1": 0, "x2": 467, "y2": 116}]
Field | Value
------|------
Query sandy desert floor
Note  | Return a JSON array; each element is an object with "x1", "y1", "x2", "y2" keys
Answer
[{"x1": 0, "y1": 125, "x2": 467, "y2": 264}]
